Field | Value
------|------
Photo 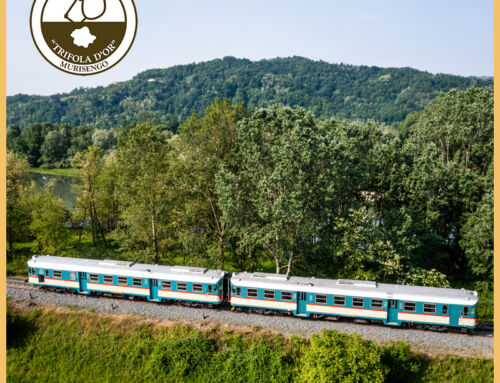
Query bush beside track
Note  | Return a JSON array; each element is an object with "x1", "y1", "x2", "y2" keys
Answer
[{"x1": 7, "y1": 304, "x2": 493, "y2": 383}]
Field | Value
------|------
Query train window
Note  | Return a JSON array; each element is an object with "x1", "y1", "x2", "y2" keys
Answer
[
  {"x1": 352, "y1": 298, "x2": 364, "y2": 307},
  {"x1": 161, "y1": 281, "x2": 171, "y2": 289},
  {"x1": 132, "y1": 278, "x2": 142, "y2": 287},
  {"x1": 334, "y1": 296, "x2": 345, "y2": 305},
  {"x1": 247, "y1": 288, "x2": 258, "y2": 297},
  {"x1": 315, "y1": 294, "x2": 327, "y2": 304},
  {"x1": 403, "y1": 302, "x2": 416, "y2": 312},
  {"x1": 442, "y1": 305, "x2": 448, "y2": 315},
  {"x1": 45, "y1": 269, "x2": 49, "y2": 277},
  {"x1": 208, "y1": 285, "x2": 213, "y2": 293},
  {"x1": 193, "y1": 284, "x2": 203, "y2": 292},
  {"x1": 118, "y1": 277, "x2": 128, "y2": 285},
  {"x1": 70, "y1": 272, "x2": 76, "y2": 281},
  {"x1": 103, "y1": 275, "x2": 113, "y2": 284},
  {"x1": 177, "y1": 282, "x2": 187, "y2": 291},
  {"x1": 53, "y1": 270, "x2": 62, "y2": 279},
  {"x1": 264, "y1": 290, "x2": 275, "y2": 299},
  {"x1": 281, "y1": 291, "x2": 293, "y2": 301},
  {"x1": 423, "y1": 304, "x2": 436, "y2": 313},
  {"x1": 463, "y1": 307, "x2": 469, "y2": 316},
  {"x1": 371, "y1": 299, "x2": 383, "y2": 309},
  {"x1": 213, "y1": 284, "x2": 218, "y2": 292},
  {"x1": 89, "y1": 274, "x2": 99, "y2": 282}
]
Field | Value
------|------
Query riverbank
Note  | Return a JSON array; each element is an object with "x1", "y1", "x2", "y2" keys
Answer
[{"x1": 29, "y1": 167, "x2": 81, "y2": 177}]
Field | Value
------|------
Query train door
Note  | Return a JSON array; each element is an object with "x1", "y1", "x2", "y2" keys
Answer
[
  {"x1": 38, "y1": 271, "x2": 44, "y2": 283},
  {"x1": 296, "y1": 292, "x2": 308, "y2": 315},
  {"x1": 150, "y1": 279, "x2": 159, "y2": 301},
  {"x1": 79, "y1": 272, "x2": 87, "y2": 292},
  {"x1": 222, "y1": 274, "x2": 230, "y2": 301},
  {"x1": 387, "y1": 299, "x2": 399, "y2": 324}
]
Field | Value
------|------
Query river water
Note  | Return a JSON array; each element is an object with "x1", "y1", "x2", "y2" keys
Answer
[{"x1": 29, "y1": 172, "x2": 81, "y2": 210}]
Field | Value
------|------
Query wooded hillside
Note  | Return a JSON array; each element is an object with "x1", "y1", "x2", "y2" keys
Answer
[{"x1": 7, "y1": 57, "x2": 492, "y2": 128}]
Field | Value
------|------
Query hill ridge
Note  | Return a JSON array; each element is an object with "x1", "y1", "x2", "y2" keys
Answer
[{"x1": 7, "y1": 56, "x2": 492, "y2": 128}]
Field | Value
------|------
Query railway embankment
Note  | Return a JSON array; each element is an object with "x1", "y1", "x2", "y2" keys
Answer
[
  {"x1": 7, "y1": 298, "x2": 493, "y2": 383},
  {"x1": 7, "y1": 280, "x2": 493, "y2": 359}
]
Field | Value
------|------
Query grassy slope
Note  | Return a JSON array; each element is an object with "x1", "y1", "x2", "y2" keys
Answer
[
  {"x1": 29, "y1": 167, "x2": 81, "y2": 177},
  {"x1": 7, "y1": 305, "x2": 492, "y2": 383}
]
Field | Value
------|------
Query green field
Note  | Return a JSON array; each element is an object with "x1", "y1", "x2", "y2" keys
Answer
[{"x1": 7, "y1": 305, "x2": 493, "y2": 383}]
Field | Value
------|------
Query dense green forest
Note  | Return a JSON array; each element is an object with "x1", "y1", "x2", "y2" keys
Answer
[
  {"x1": 7, "y1": 88, "x2": 493, "y2": 296},
  {"x1": 6, "y1": 57, "x2": 492, "y2": 128}
]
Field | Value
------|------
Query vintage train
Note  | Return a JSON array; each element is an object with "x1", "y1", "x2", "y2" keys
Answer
[{"x1": 27, "y1": 255, "x2": 479, "y2": 330}]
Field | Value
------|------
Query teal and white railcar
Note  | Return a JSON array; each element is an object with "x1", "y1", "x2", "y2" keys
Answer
[
  {"x1": 229, "y1": 272, "x2": 478, "y2": 329},
  {"x1": 27, "y1": 255, "x2": 226, "y2": 305}
]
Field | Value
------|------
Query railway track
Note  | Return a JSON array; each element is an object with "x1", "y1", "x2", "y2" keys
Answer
[{"x1": 7, "y1": 277, "x2": 493, "y2": 338}]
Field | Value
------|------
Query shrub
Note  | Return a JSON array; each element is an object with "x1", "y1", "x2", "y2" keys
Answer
[
  {"x1": 381, "y1": 341, "x2": 424, "y2": 383},
  {"x1": 300, "y1": 330, "x2": 387, "y2": 383}
]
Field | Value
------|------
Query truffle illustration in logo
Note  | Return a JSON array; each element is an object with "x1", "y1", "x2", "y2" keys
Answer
[{"x1": 31, "y1": 0, "x2": 137, "y2": 75}]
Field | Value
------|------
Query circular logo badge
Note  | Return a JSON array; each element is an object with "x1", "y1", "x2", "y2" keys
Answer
[{"x1": 31, "y1": 0, "x2": 137, "y2": 75}]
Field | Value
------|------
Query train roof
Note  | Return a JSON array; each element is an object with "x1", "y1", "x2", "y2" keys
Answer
[
  {"x1": 28, "y1": 255, "x2": 226, "y2": 283},
  {"x1": 230, "y1": 271, "x2": 478, "y2": 306}
]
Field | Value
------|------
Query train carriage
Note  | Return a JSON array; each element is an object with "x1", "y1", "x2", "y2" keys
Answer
[
  {"x1": 27, "y1": 255, "x2": 227, "y2": 305},
  {"x1": 27, "y1": 255, "x2": 479, "y2": 330},
  {"x1": 229, "y1": 272, "x2": 478, "y2": 329}
]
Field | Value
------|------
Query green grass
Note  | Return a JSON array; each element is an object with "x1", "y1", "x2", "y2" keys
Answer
[
  {"x1": 7, "y1": 305, "x2": 493, "y2": 383},
  {"x1": 29, "y1": 167, "x2": 81, "y2": 177},
  {"x1": 424, "y1": 357, "x2": 494, "y2": 383}
]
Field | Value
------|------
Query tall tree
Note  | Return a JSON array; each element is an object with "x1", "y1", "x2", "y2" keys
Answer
[
  {"x1": 114, "y1": 123, "x2": 173, "y2": 263},
  {"x1": 172, "y1": 98, "x2": 247, "y2": 268},
  {"x1": 460, "y1": 190, "x2": 493, "y2": 288},
  {"x1": 400, "y1": 87, "x2": 493, "y2": 271},
  {"x1": 73, "y1": 146, "x2": 108, "y2": 247},
  {"x1": 7, "y1": 126, "x2": 26, "y2": 155},
  {"x1": 40, "y1": 128, "x2": 70, "y2": 167},
  {"x1": 26, "y1": 181, "x2": 70, "y2": 255},
  {"x1": 6, "y1": 152, "x2": 31, "y2": 260},
  {"x1": 18, "y1": 124, "x2": 47, "y2": 166},
  {"x1": 97, "y1": 152, "x2": 120, "y2": 234},
  {"x1": 218, "y1": 106, "x2": 352, "y2": 275}
]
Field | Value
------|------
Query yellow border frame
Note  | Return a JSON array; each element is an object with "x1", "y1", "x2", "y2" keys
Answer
[
  {"x1": 1, "y1": 0, "x2": 6, "y2": 379},
  {"x1": 495, "y1": 0, "x2": 498, "y2": 377},
  {"x1": 0, "y1": 1, "x2": 496, "y2": 380}
]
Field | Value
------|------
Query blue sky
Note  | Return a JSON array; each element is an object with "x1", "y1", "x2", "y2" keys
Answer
[{"x1": 7, "y1": 0, "x2": 493, "y2": 95}]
